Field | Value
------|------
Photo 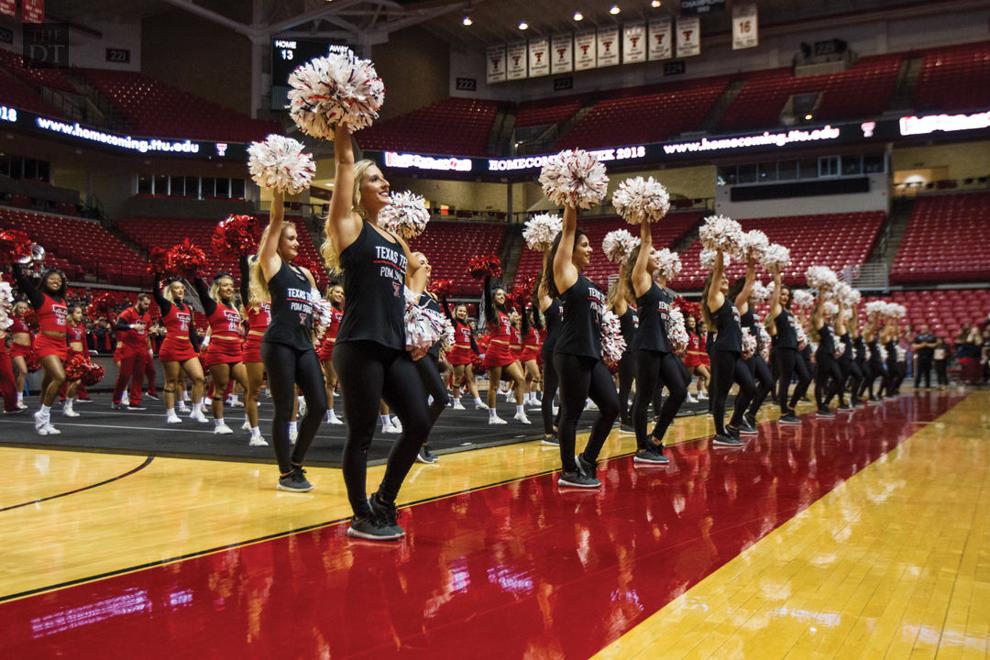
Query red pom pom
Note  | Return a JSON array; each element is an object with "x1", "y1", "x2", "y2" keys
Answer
[
  {"x1": 0, "y1": 229, "x2": 34, "y2": 265},
  {"x1": 65, "y1": 353, "x2": 89, "y2": 381},
  {"x1": 509, "y1": 274, "x2": 537, "y2": 307},
  {"x1": 82, "y1": 362, "x2": 105, "y2": 386},
  {"x1": 165, "y1": 239, "x2": 207, "y2": 278},
  {"x1": 88, "y1": 292, "x2": 116, "y2": 320},
  {"x1": 293, "y1": 257, "x2": 327, "y2": 291},
  {"x1": 212, "y1": 214, "x2": 260, "y2": 258},
  {"x1": 430, "y1": 278, "x2": 453, "y2": 299},
  {"x1": 471, "y1": 352, "x2": 485, "y2": 376},
  {"x1": 26, "y1": 349, "x2": 41, "y2": 373},
  {"x1": 674, "y1": 296, "x2": 700, "y2": 321},
  {"x1": 148, "y1": 246, "x2": 169, "y2": 275},
  {"x1": 468, "y1": 254, "x2": 502, "y2": 280}
]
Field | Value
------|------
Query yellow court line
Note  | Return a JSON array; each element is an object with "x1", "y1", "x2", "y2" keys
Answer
[{"x1": 594, "y1": 391, "x2": 990, "y2": 660}]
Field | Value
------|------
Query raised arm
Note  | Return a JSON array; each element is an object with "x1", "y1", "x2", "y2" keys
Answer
[
  {"x1": 397, "y1": 235, "x2": 422, "y2": 284},
  {"x1": 238, "y1": 256, "x2": 251, "y2": 307},
  {"x1": 538, "y1": 249, "x2": 553, "y2": 312},
  {"x1": 706, "y1": 249, "x2": 726, "y2": 314},
  {"x1": 835, "y1": 301, "x2": 847, "y2": 335},
  {"x1": 325, "y1": 125, "x2": 364, "y2": 259},
  {"x1": 734, "y1": 256, "x2": 757, "y2": 313},
  {"x1": 631, "y1": 217, "x2": 653, "y2": 298},
  {"x1": 482, "y1": 275, "x2": 496, "y2": 321},
  {"x1": 258, "y1": 193, "x2": 283, "y2": 283},
  {"x1": 152, "y1": 274, "x2": 172, "y2": 316},
  {"x1": 812, "y1": 294, "x2": 826, "y2": 331},
  {"x1": 552, "y1": 205, "x2": 579, "y2": 295},
  {"x1": 193, "y1": 277, "x2": 217, "y2": 316},
  {"x1": 12, "y1": 264, "x2": 44, "y2": 309},
  {"x1": 767, "y1": 264, "x2": 783, "y2": 322}
]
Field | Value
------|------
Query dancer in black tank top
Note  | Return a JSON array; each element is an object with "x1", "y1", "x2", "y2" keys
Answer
[
  {"x1": 549, "y1": 204, "x2": 619, "y2": 489},
  {"x1": 324, "y1": 125, "x2": 430, "y2": 541},
  {"x1": 813, "y1": 294, "x2": 842, "y2": 417},
  {"x1": 607, "y1": 273, "x2": 637, "y2": 432},
  {"x1": 537, "y1": 251, "x2": 563, "y2": 446},
  {"x1": 766, "y1": 268, "x2": 812, "y2": 424},
  {"x1": 255, "y1": 190, "x2": 328, "y2": 493},
  {"x1": 408, "y1": 252, "x2": 450, "y2": 465}
]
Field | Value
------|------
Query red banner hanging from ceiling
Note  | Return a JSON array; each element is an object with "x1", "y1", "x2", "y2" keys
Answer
[
  {"x1": 0, "y1": 0, "x2": 17, "y2": 18},
  {"x1": 23, "y1": 0, "x2": 46, "y2": 23}
]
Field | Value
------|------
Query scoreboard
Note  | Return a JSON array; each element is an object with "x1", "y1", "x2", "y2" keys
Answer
[{"x1": 271, "y1": 38, "x2": 352, "y2": 110}]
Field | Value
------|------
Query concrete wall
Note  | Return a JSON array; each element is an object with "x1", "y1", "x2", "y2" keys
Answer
[{"x1": 373, "y1": 27, "x2": 451, "y2": 121}]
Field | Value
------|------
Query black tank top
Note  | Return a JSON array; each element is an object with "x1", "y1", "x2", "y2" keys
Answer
[
  {"x1": 555, "y1": 275, "x2": 605, "y2": 360},
  {"x1": 853, "y1": 336, "x2": 866, "y2": 362},
  {"x1": 264, "y1": 260, "x2": 316, "y2": 350},
  {"x1": 337, "y1": 222, "x2": 407, "y2": 351},
  {"x1": 869, "y1": 338, "x2": 883, "y2": 366},
  {"x1": 886, "y1": 340, "x2": 898, "y2": 365},
  {"x1": 817, "y1": 323, "x2": 835, "y2": 355},
  {"x1": 839, "y1": 332, "x2": 852, "y2": 364},
  {"x1": 635, "y1": 283, "x2": 672, "y2": 353},
  {"x1": 741, "y1": 309, "x2": 766, "y2": 354},
  {"x1": 542, "y1": 300, "x2": 562, "y2": 353},
  {"x1": 774, "y1": 308, "x2": 798, "y2": 350},
  {"x1": 419, "y1": 292, "x2": 444, "y2": 360},
  {"x1": 712, "y1": 299, "x2": 742, "y2": 353},
  {"x1": 619, "y1": 307, "x2": 638, "y2": 351}
]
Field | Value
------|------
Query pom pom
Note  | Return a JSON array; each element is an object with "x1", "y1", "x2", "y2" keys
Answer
[
  {"x1": 247, "y1": 135, "x2": 315, "y2": 194},
  {"x1": 822, "y1": 300, "x2": 839, "y2": 317},
  {"x1": 834, "y1": 282, "x2": 862, "y2": 307},
  {"x1": 430, "y1": 278, "x2": 453, "y2": 299},
  {"x1": 467, "y1": 254, "x2": 502, "y2": 280},
  {"x1": 886, "y1": 303, "x2": 907, "y2": 319},
  {"x1": 88, "y1": 291, "x2": 117, "y2": 319},
  {"x1": 761, "y1": 243, "x2": 791, "y2": 270},
  {"x1": 602, "y1": 229, "x2": 640, "y2": 264},
  {"x1": 538, "y1": 149, "x2": 609, "y2": 209},
  {"x1": 673, "y1": 296, "x2": 700, "y2": 321},
  {"x1": 404, "y1": 287, "x2": 448, "y2": 354},
  {"x1": 378, "y1": 191, "x2": 430, "y2": 239},
  {"x1": 805, "y1": 265, "x2": 839, "y2": 290},
  {"x1": 864, "y1": 300, "x2": 886, "y2": 317},
  {"x1": 148, "y1": 246, "x2": 169, "y2": 275},
  {"x1": 741, "y1": 229, "x2": 770, "y2": 261},
  {"x1": 26, "y1": 349, "x2": 41, "y2": 374},
  {"x1": 699, "y1": 248, "x2": 730, "y2": 270},
  {"x1": 834, "y1": 343, "x2": 846, "y2": 359},
  {"x1": 665, "y1": 307, "x2": 689, "y2": 351},
  {"x1": 0, "y1": 280, "x2": 13, "y2": 306},
  {"x1": 287, "y1": 51, "x2": 385, "y2": 139},
  {"x1": 698, "y1": 214, "x2": 744, "y2": 257},
  {"x1": 64, "y1": 353, "x2": 90, "y2": 382},
  {"x1": 750, "y1": 280, "x2": 771, "y2": 303},
  {"x1": 82, "y1": 361, "x2": 105, "y2": 387},
  {"x1": 509, "y1": 274, "x2": 537, "y2": 307},
  {"x1": 758, "y1": 323, "x2": 772, "y2": 362},
  {"x1": 741, "y1": 328, "x2": 757, "y2": 360},
  {"x1": 599, "y1": 310, "x2": 626, "y2": 367},
  {"x1": 522, "y1": 213, "x2": 562, "y2": 251},
  {"x1": 652, "y1": 248, "x2": 682, "y2": 283},
  {"x1": 796, "y1": 324, "x2": 809, "y2": 347},
  {"x1": 791, "y1": 289, "x2": 815, "y2": 309},
  {"x1": 165, "y1": 239, "x2": 207, "y2": 278},
  {"x1": 440, "y1": 317, "x2": 456, "y2": 351},
  {"x1": 611, "y1": 176, "x2": 670, "y2": 225},
  {"x1": 212, "y1": 214, "x2": 261, "y2": 258},
  {"x1": 0, "y1": 229, "x2": 34, "y2": 265}
]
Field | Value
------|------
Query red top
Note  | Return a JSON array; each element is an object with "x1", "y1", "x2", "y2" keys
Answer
[
  {"x1": 9, "y1": 317, "x2": 31, "y2": 335},
  {"x1": 208, "y1": 303, "x2": 243, "y2": 340},
  {"x1": 67, "y1": 323, "x2": 85, "y2": 347},
  {"x1": 162, "y1": 302, "x2": 193, "y2": 342},
  {"x1": 247, "y1": 302, "x2": 272, "y2": 334},
  {"x1": 510, "y1": 326, "x2": 523, "y2": 349},
  {"x1": 37, "y1": 294, "x2": 68, "y2": 335},
  {"x1": 454, "y1": 321, "x2": 473, "y2": 349},
  {"x1": 489, "y1": 311, "x2": 512, "y2": 342},
  {"x1": 325, "y1": 305, "x2": 343, "y2": 340},
  {"x1": 523, "y1": 327, "x2": 540, "y2": 348},
  {"x1": 118, "y1": 307, "x2": 150, "y2": 350}
]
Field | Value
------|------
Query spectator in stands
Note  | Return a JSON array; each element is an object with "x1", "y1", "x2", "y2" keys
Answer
[
  {"x1": 955, "y1": 326, "x2": 982, "y2": 385},
  {"x1": 912, "y1": 324, "x2": 937, "y2": 389},
  {"x1": 933, "y1": 337, "x2": 950, "y2": 389}
]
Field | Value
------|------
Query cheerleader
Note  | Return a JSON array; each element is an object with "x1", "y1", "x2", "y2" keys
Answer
[
  {"x1": 834, "y1": 301, "x2": 859, "y2": 410},
  {"x1": 409, "y1": 252, "x2": 450, "y2": 464},
  {"x1": 627, "y1": 217, "x2": 687, "y2": 463},
  {"x1": 883, "y1": 325, "x2": 902, "y2": 397},
  {"x1": 702, "y1": 250, "x2": 758, "y2": 446},
  {"x1": 324, "y1": 125, "x2": 430, "y2": 541},
  {"x1": 684, "y1": 315, "x2": 710, "y2": 401},
  {"x1": 154, "y1": 275, "x2": 208, "y2": 426},
  {"x1": 549, "y1": 204, "x2": 619, "y2": 488},
  {"x1": 519, "y1": 307, "x2": 542, "y2": 407},
  {"x1": 766, "y1": 267, "x2": 811, "y2": 424},
  {"x1": 607, "y1": 274, "x2": 637, "y2": 432},
  {"x1": 194, "y1": 273, "x2": 250, "y2": 434},
  {"x1": 62, "y1": 305, "x2": 87, "y2": 417},
  {"x1": 482, "y1": 277, "x2": 529, "y2": 424},
  {"x1": 812, "y1": 293, "x2": 841, "y2": 417},
  {"x1": 112, "y1": 294, "x2": 152, "y2": 411},
  {"x1": 0, "y1": 324, "x2": 18, "y2": 414},
  {"x1": 313, "y1": 283, "x2": 344, "y2": 425},
  {"x1": 239, "y1": 255, "x2": 274, "y2": 441},
  {"x1": 8, "y1": 301, "x2": 33, "y2": 410},
  {"x1": 443, "y1": 300, "x2": 486, "y2": 410},
  {"x1": 12, "y1": 265, "x2": 68, "y2": 435},
  {"x1": 738, "y1": 288, "x2": 772, "y2": 432},
  {"x1": 536, "y1": 254, "x2": 563, "y2": 446}
]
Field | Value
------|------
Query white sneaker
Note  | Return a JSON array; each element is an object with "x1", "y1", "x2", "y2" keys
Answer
[
  {"x1": 39, "y1": 423, "x2": 61, "y2": 435},
  {"x1": 33, "y1": 410, "x2": 48, "y2": 432},
  {"x1": 63, "y1": 404, "x2": 80, "y2": 418},
  {"x1": 249, "y1": 434, "x2": 268, "y2": 447},
  {"x1": 585, "y1": 399, "x2": 598, "y2": 411},
  {"x1": 391, "y1": 417, "x2": 403, "y2": 433},
  {"x1": 506, "y1": 392, "x2": 516, "y2": 404},
  {"x1": 227, "y1": 396, "x2": 244, "y2": 408},
  {"x1": 166, "y1": 412, "x2": 182, "y2": 424},
  {"x1": 686, "y1": 393, "x2": 698, "y2": 404},
  {"x1": 177, "y1": 403, "x2": 190, "y2": 413},
  {"x1": 327, "y1": 412, "x2": 344, "y2": 425},
  {"x1": 383, "y1": 421, "x2": 401, "y2": 434},
  {"x1": 289, "y1": 426, "x2": 298, "y2": 444},
  {"x1": 513, "y1": 412, "x2": 532, "y2": 424},
  {"x1": 697, "y1": 392, "x2": 708, "y2": 401},
  {"x1": 488, "y1": 414, "x2": 508, "y2": 425},
  {"x1": 474, "y1": 400, "x2": 490, "y2": 411},
  {"x1": 241, "y1": 419, "x2": 252, "y2": 431},
  {"x1": 297, "y1": 397, "x2": 307, "y2": 418},
  {"x1": 452, "y1": 398, "x2": 465, "y2": 410},
  {"x1": 190, "y1": 409, "x2": 209, "y2": 423},
  {"x1": 214, "y1": 422, "x2": 234, "y2": 435}
]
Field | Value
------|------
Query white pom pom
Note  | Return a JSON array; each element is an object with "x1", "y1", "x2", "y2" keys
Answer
[
  {"x1": 602, "y1": 229, "x2": 640, "y2": 264},
  {"x1": 287, "y1": 50, "x2": 385, "y2": 140},
  {"x1": 247, "y1": 135, "x2": 316, "y2": 194},
  {"x1": 796, "y1": 324, "x2": 809, "y2": 346},
  {"x1": 741, "y1": 328, "x2": 757, "y2": 360},
  {"x1": 805, "y1": 265, "x2": 839, "y2": 290},
  {"x1": 0, "y1": 281, "x2": 12, "y2": 305},
  {"x1": 699, "y1": 214, "x2": 745, "y2": 259},
  {"x1": 761, "y1": 243, "x2": 791, "y2": 269},
  {"x1": 822, "y1": 300, "x2": 839, "y2": 317},
  {"x1": 0, "y1": 311, "x2": 10, "y2": 331},
  {"x1": 834, "y1": 343, "x2": 846, "y2": 358},
  {"x1": 741, "y1": 229, "x2": 770, "y2": 261},
  {"x1": 379, "y1": 191, "x2": 430, "y2": 239},
  {"x1": 665, "y1": 307, "x2": 689, "y2": 351},
  {"x1": 758, "y1": 322, "x2": 772, "y2": 361},
  {"x1": 895, "y1": 345, "x2": 907, "y2": 361},
  {"x1": 403, "y1": 288, "x2": 447, "y2": 353},
  {"x1": 750, "y1": 280, "x2": 771, "y2": 303},
  {"x1": 699, "y1": 248, "x2": 730, "y2": 270},
  {"x1": 522, "y1": 213, "x2": 562, "y2": 251},
  {"x1": 834, "y1": 283, "x2": 862, "y2": 307},
  {"x1": 652, "y1": 248, "x2": 682, "y2": 283},
  {"x1": 865, "y1": 300, "x2": 886, "y2": 317},
  {"x1": 887, "y1": 303, "x2": 907, "y2": 319},
  {"x1": 791, "y1": 289, "x2": 815, "y2": 309},
  {"x1": 611, "y1": 176, "x2": 670, "y2": 225},
  {"x1": 539, "y1": 149, "x2": 609, "y2": 209},
  {"x1": 599, "y1": 310, "x2": 627, "y2": 365}
]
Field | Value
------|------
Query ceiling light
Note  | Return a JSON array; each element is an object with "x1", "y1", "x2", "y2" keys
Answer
[
  {"x1": 804, "y1": 113, "x2": 813, "y2": 121},
  {"x1": 462, "y1": 15, "x2": 473, "y2": 26},
  {"x1": 518, "y1": 21, "x2": 528, "y2": 30},
  {"x1": 573, "y1": 11, "x2": 583, "y2": 21},
  {"x1": 610, "y1": 4, "x2": 621, "y2": 14},
  {"x1": 651, "y1": 0, "x2": 662, "y2": 7}
]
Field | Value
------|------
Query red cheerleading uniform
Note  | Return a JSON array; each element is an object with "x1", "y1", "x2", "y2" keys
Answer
[
  {"x1": 685, "y1": 332, "x2": 709, "y2": 368},
  {"x1": 8, "y1": 316, "x2": 33, "y2": 360},
  {"x1": 519, "y1": 326, "x2": 541, "y2": 363},
  {"x1": 34, "y1": 293, "x2": 69, "y2": 361},
  {"x1": 159, "y1": 301, "x2": 198, "y2": 363},
  {"x1": 202, "y1": 303, "x2": 244, "y2": 367},
  {"x1": 316, "y1": 305, "x2": 343, "y2": 363},
  {"x1": 242, "y1": 302, "x2": 271, "y2": 364},
  {"x1": 483, "y1": 310, "x2": 516, "y2": 368},
  {"x1": 447, "y1": 320, "x2": 475, "y2": 366},
  {"x1": 66, "y1": 322, "x2": 86, "y2": 357}
]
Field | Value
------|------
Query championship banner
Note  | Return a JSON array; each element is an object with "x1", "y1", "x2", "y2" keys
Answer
[
  {"x1": 507, "y1": 41, "x2": 527, "y2": 80},
  {"x1": 0, "y1": 0, "x2": 16, "y2": 18},
  {"x1": 528, "y1": 38, "x2": 550, "y2": 78},
  {"x1": 676, "y1": 16, "x2": 701, "y2": 58},
  {"x1": 551, "y1": 34, "x2": 573, "y2": 74},
  {"x1": 596, "y1": 27, "x2": 620, "y2": 68},
  {"x1": 574, "y1": 31, "x2": 597, "y2": 71},
  {"x1": 622, "y1": 22, "x2": 646, "y2": 64},
  {"x1": 732, "y1": 3, "x2": 759, "y2": 50},
  {"x1": 23, "y1": 0, "x2": 44, "y2": 23},
  {"x1": 648, "y1": 18, "x2": 673, "y2": 61},
  {"x1": 486, "y1": 45, "x2": 506, "y2": 84}
]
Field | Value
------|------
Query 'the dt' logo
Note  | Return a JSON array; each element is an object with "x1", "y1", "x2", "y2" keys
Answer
[{"x1": 22, "y1": 23, "x2": 69, "y2": 68}]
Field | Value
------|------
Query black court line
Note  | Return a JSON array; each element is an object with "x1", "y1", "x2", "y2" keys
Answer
[{"x1": 0, "y1": 456, "x2": 154, "y2": 513}]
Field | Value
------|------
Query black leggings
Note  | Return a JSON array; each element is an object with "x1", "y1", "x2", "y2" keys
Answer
[
  {"x1": 745, "y1": 354, "x2": 773, "y2": 418},
  {"x1": 415, "y1": 353, "x2": 450, "y2": 434},
  {"x1": 632, "y1": 349, "x2": 686, "y2": 450},
  {"x1": 617, "y1": 350, "x2": 636, "y2": 425},
  {"x1": 843, "y1": 360, "x2": 863, "y2": 404},
  {"x1": 710, "y1": 350, "x2": 756, "y2": 436},
  {"x1": 815, "y1": 352, "x2": 843, "y2": 409},
  {"x1": 775, "y1": 347, "x2": 812, "y2": 413},
  {"x1": 553, "y1": 353, "x2": 619, "y2": 472},
  {"x1": 541, "y1": 345, "x2": 560, "y2": 436},
  {"x1": 334, "y1": 341, "x2": 431, "y2": 517},
  {"x1": 864, "y1": 361, "x2": 883, "y2": 400},
  {"x1": 261, "y1": 342, "x2": 328, "y2": 474}
]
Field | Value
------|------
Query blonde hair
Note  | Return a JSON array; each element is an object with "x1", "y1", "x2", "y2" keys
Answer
[
  {"x1": 162, "y1": 279, "x2": 184, "y2": 304},
  {"x1": 321, "y1": 159, "x2": 378, "y2": 272},
  {"x1": 248, "y1": 255, "x2": 269, "y2": 305},
  {"x1": 209, "y1": 274, "x2": 234, "y2": 303}
]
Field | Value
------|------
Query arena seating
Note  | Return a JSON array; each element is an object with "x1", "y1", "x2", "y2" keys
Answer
[
  {"x1": 676, "y1": 211, "x2": 886, "y2": 291},
  {"x1": 890, "y1": 192, "x2": 990, "y2": 284},
  {"x1": 408, "y1": 221, "x2": 506, "y2": 296},
  {"x1": 0, "y1": 67, "x2": 62, "y2": 117},
  {"x1": 0, "y1": 207, "x2": 146, "y2": 285},
  {"x1": 359, "y1": 98, "x2": 499, "y2": 156},
  {"x1": 515, "y1": 98, "x2": 584, "y2": 128},
  {"x1": 913, "y1": 41, "x2": 990, "y2": 112},
  {"x1": 0, "y1": 48, "x2": 78, "y2": 97},
  {"x1": 717, "y1": 54, "x2": 903, "y2": 132},
  {"x1": 557, "y1": 78, "x2": 729, "y2": 149},
  {"x1": 76, "y1": 69, "x2": 277, "y2": 142},
  {"x1": 862, "y1": 288, "x2": 990, "y2": 340}
]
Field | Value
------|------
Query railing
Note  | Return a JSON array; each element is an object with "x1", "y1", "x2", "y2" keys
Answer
[{"x1": 843, "y1": 262, "x2": 888, "y2": 291}]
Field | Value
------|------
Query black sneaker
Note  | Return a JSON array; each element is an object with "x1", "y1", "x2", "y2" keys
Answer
[
  {"x1": 816, "y1": 408, "x2": 835, "y2": 418},
  {"x1": 276, "y1": 467, "x2": 313, "y2": 492},
  {"x1": 577, "y1": 453, "x2": 598, "y2": 481},
  {"x1": 779, "y1": 413, "x2": 802, "y2": 425},
  {"x1": 347, "y1": 515, "x2": 403, "y2": 541},
  {"x1": 744, "y1": 412, "x2": 757, "y2": 428},
  {"x1": 838, "y1": 403, "x2": 852, "y2": 412},
  {"x1": 726, "y1": 425, "x2": 742, "y2": 439},
  {"x1": 633, "y1": 447, "x2": 670, "y2": 466},
  {"x1": 541, "y1": 435, "x2": 560, "y2": 446},
  {"x1": 737, "y1": 419, "x2": 759, "y2": 435},
  {"x1": 557, "y1": 470, "x2": 600, "y2": 488},
  {"x1": 145, "y1": 394, "x2": 160, "y2": 401},
  {"x1": 368, "y1": 492, "x2": 405, "y2": 537},
  {"x1": 416, "y1": 446, "x2": 439, "y2": 464},
  {"x1": 713, "y1": 434, "x2": 744, "y2": 447},
  {"x1": 618, "y1": 423, "x2": 636, "y2": 434}
]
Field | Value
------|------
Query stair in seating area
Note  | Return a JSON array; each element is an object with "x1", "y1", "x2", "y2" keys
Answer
[
  {"x1": 887, "y1": 55, "x2": 923, "y2": 112},
  {"x1": 700, "y1": 79, "x2": 746, "y2": 132}
]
